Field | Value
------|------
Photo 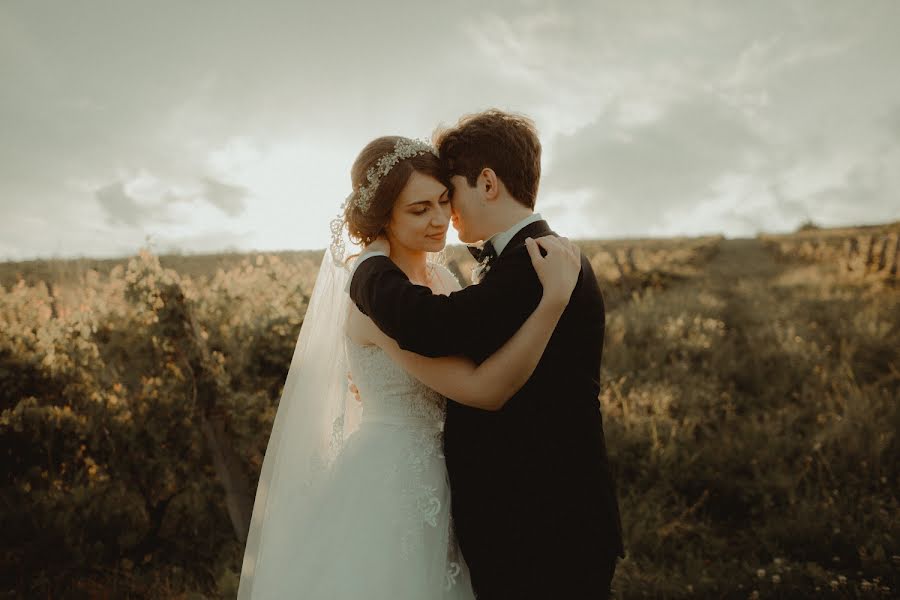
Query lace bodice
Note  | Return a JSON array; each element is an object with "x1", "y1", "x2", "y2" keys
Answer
[{"x1": 345, "y1": 336, "x2": 446, "y2": 430}]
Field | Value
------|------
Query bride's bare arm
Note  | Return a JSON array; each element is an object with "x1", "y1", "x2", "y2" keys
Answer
[{"x1": 362, "y1": 236, "x2": 582, "y2": 411}]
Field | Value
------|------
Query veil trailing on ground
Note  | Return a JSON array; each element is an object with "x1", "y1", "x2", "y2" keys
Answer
[{"x1": 237, "y1": 231, "x2": 363, "y2": 598}]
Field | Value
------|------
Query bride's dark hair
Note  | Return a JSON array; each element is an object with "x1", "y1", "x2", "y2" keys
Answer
[{"x1": 343, "y1": 136, "x2": 447, "y2": 246}]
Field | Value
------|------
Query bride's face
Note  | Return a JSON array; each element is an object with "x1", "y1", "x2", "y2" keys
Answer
[{"x1": 386, "y1": 171, "x2": 451, "y2": 254}]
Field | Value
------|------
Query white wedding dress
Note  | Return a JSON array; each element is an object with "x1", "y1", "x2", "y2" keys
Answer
[
  {"x1": 239, "y1": 255, "x2": 475, "y2": 599},
  {"x1": 247, "y1": 337, "x2": 475, "y2": 598}
]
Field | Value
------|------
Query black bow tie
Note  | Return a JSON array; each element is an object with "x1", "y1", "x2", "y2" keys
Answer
[{"x1": 467, "y1": 241, "x2": 497, "y2": 264}]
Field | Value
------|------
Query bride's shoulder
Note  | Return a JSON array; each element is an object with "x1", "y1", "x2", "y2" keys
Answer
[{"x1": 428, "y1": 262, "x2": 463, "y2": 294}]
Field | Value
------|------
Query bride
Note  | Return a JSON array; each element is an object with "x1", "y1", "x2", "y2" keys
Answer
[{"x1": 237, "y1": 136, "x2": 582, "y2": 599}]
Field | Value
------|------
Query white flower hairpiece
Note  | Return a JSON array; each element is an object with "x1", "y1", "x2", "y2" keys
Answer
[
  {"x1": 328, "y1": 137, "x2": 438, "y2": 265},
  {"x1": 351, "y1": 138, "x2": 438, "y2": 213}
]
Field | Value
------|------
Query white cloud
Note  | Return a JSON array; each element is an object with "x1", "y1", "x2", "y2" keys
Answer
[
  {"x1": 201, "y1": 177, "x2": 250, "y2": 217},
  {"x1": 1, "y1": 0, "x2": 898, "y2": 260}
]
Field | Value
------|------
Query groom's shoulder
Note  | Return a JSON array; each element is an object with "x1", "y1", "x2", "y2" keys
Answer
[{"x1": 500, "y1": 219, "x2": 555, "y2": 257}]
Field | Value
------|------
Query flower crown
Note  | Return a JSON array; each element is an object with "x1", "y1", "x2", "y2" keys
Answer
[
  {"x1": 329, "y1": 137, "x2": 439, "y2": 266},
  {"x1": 350, "y1": 137, "x2": 438, "y2": 213}
]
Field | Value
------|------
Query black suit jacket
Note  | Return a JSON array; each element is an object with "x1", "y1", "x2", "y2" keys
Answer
[{"x1": 350, "y1": 220, "x2": 624, "y2": 597}]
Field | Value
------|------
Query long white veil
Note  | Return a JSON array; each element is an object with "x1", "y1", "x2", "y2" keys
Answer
[{"x1": 237, "y1": 242, "x2": 363, "y2": 598}]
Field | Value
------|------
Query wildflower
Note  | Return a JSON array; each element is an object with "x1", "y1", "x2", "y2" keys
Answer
[
  {"x1": 771, "y1": 574, "x2": 781, "y2": 584},
  {"x1": 756, "y1": 568, "x2": 766, "y2": 578}
]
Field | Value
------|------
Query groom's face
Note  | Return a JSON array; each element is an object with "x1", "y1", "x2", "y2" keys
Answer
[{"x1": 448, "y1": 175, "x2": 485, "y2": 243}]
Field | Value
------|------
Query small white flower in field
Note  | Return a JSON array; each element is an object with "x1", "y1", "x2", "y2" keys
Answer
[
  {"x1": 756, "y1": 568, "x2": 766, "y2": 578},
  {"x1": 773, "y1": 557, "x2": 783, "y2": 567},
  {"x1": 771, "y1": 574, "x2": 781, "y2": 584},
  {"x1": 686, "y1": 584, "x2": 693, "y2": 593},
  {"x1": 829, "y1": 580, "x2": 839, "y2": 590},
  {"x1": 838, "y1": 575, "x2": 847, "y2": 585},
  {"x1": 860, "y1": 580, "x2": 872, "y2": 591}
]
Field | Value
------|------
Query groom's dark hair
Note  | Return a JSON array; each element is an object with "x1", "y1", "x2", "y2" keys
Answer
[{"x1": 433, "y1": 109, "x2": 541, "y2": 209}]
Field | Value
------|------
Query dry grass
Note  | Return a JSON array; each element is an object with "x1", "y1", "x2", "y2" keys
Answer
[{"x1": 1, "y1": 228, "x2": 896, "y2": 598}]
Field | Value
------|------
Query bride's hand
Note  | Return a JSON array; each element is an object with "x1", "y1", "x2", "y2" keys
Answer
[
  {"x1": 525, "y1": 236, "x2": 582, "y2": 309},
  {"x1": 347, "y1": 371, "x2": 361, "y2": 403}
]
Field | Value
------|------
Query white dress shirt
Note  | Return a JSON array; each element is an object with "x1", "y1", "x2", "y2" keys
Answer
[{"x1": 481, "y1": 212, "x2": 543, "y2": 256}]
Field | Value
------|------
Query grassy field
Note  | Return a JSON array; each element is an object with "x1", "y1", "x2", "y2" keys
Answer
[
  {"x1": 602, "y1": 236, "x2": 897, "y2": 598},
  {"x1": 1, "y1": 227, "x2": 897, "y2": 598}
]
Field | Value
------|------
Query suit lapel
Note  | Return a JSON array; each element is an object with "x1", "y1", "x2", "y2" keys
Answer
[
  {"x1": 498, "y1": 220, "x2": 554, "y2": 259},
  {"x1": 476, "y1": 220, "x2": 554, "y2": 284}
]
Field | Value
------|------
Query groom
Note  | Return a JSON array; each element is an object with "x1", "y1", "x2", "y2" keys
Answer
[{"x1": 350, "y1": 109, "x2": 624, "y2": 599}]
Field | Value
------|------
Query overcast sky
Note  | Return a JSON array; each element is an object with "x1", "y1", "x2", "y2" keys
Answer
[{"x1": 2, "y1": 0, "x2": 899, "y2": 261}]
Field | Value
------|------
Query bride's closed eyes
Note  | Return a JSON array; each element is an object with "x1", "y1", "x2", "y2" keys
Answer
[
  {"x1": 387, "y1": 171, "x2": 451, "y2": 252},
  {"x1": 409, "y1": 189, "x2": 450, "y2": 215}
]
